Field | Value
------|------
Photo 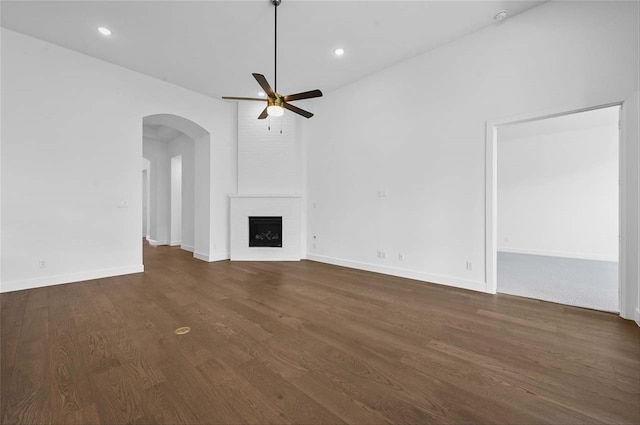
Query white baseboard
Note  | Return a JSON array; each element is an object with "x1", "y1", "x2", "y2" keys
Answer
[
  {"x1": 498, "y1": 247, "x2": 617, "y2": 262},
  {"x1": 231, "y1": 258, "x2": 301, "y2": 261},
  {"x1": 306, "y1": 254, "x2": 486, "y2": 293},
  {"x1": 0, "y1": 264, "x2": 144, "y2": 293},
  {"x1": 208, "y1": 254, "x2": 230, "y2": 262},
  {"x1": 635, "y1": 308, "x2": 640, "y2": 327},
  {"x1": 193, "y1": 251, "x2": 229, "y2": 262},
  {"x1": 147, "y1": 238, "x2": 169, "y2": 246},
  {"x1": 169, "y1": 240, "x2": 182, "y2": 247},
  {"x1": 181, "y1": 244, "x2": 194, "y2": 253},
  {"x1": 194, "y1": 251, "x2": 208, "y2": 261}
]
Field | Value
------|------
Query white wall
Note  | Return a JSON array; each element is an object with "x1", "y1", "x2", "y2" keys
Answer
[
  {"x1": 497, "y1": 115, "x2": 619, "y2": 262},
  {"x1": 237, "y1": 102, "x2": 303, "y2": 195},
  {"x1": 170, "y1": 155, "x2": 183, "y2": 245},
  {"x1": 142, "y1": 157, "x2": 150, "y2": 237},
  {"x1": 1, "y1": 28, "x2": 235, "y2": 292},
  {"x1": 169, "y1": 135, "x2": 196, "y2": 251},
  {"x1": 143, "y1": 136, "x2": 171, "y2": 245},
  {"x1": 306, "y1": 1, "x2": 639, "y2": 317}
]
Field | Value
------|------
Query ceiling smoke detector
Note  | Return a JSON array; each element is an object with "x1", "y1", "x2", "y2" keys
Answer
[{"x1": 494, "y1": 10, "x2": 508, "y2": 21}]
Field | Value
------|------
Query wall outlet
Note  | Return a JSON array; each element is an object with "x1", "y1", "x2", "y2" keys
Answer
[
  {"x1": 398, "y1": 253, "x2": 405, "y2": 261},
  {"x1": 118, "y1": 200, "x2": 129, "y2": 208},
  {"x1": 465, "y1": 261, "x2": 473, "y2": 271},
  {"x1": 313, "y1": 243, "x2": 317, "y2": 249},
  {"x1": 377, "y1": 190, "x2": 387, "y2": 198},
  {"x1": 503, "y1": 237, "x2": 509, "y2": 243},
  {"x1": 39, "y1": 260, "x2": 47, "y2": 268},
  {"x1": 377, "y1": 250, "x2": 387, "y2": 259}
]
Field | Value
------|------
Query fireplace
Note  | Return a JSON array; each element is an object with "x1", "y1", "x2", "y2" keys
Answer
[{"x1": 249, "y1": 216, "x2": 282, "y2": 247}]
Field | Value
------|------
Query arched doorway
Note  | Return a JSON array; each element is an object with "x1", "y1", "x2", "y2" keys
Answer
[{"x1": 142, "y1": 114, "x2": 212, "y2": 262}]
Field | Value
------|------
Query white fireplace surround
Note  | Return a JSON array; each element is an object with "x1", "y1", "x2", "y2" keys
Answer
[{"x1": 229, "y1": 195, "x2": 302, "y2": 261}]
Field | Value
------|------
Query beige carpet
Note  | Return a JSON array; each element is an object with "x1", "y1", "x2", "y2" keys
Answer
[{"x1": 497, "y1": 252, "x2": 618, "y2": 312}]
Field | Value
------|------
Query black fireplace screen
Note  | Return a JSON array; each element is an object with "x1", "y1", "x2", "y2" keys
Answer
[{"x1": 249, "y1": 216, "x2": 282, "y2": 247}]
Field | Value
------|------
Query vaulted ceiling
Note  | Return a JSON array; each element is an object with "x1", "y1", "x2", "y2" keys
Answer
[{"x1": 1, "y1": 0, "x2": 546, "y2": 99}]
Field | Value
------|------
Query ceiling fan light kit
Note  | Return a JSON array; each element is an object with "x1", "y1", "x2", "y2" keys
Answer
[
  {"x1": 267, "y1": 96, "x2": 285, "y2": 117},
  {"x1": 222, "y1": 0, "x2": 323, "y2": 120}
]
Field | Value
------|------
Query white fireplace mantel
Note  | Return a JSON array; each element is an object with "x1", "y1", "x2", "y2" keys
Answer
[{"x1": 229, "y1": 195, "x2": 302, "y2": 261}]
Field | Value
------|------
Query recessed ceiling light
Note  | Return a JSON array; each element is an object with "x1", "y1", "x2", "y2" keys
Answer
[
  {"x1": 258, "y1": 91, "x2": 266, "y2": 97},
  {"x1": 334, "y1": 48, "x2": 345, "y2": 57},
  {"x1": 494, "y1": 10, "x2": 508, "y2": 21},
  {"x1": 98, "y1": 27, "x2": 112, "y2": 36}
]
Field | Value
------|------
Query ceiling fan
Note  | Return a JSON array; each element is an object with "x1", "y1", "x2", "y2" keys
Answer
[{"x1": 222, "y1": 0, "x2": 323, "y2": 119}]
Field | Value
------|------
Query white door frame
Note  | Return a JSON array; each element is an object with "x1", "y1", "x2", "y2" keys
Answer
[{"x1": 485, "y1": 100, "x2": 630, "y2": 316}]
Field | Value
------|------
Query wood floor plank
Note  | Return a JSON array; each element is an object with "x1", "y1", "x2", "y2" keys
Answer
[
  {"x1": 1, "y1": 291, "x2": 29, "y2": 419},
  {"x1": 401, "y1": 343, "x2": 604, "y2": 425},
  {"x1": 2, "y1": 295, "x2": 50, "y2": 425},
  {"x1": 234, "y1": 359, "x2": 346, "y2": 425},
  {"x1": 48, "y1": 286, "x2": 95, "y2": 424},
  {"x1": 425, "y1": 339, "x2": 630, "y2": 424},
  {"x1": 91, "y1": 366, "x2": 144, "y2": 425},
  {"x1": 77, "y1": 329, "x2": 121, "y2": 374},
  {"x1": 139, "y1": 382, "x2": 200, "y2": 425},
  {"x1": 196, "y1": 358, "x2": 288, "y2": 424},
  {"x1": 108, "y1": 328, "x2": 166, "y2": 390},
  {"x1": 288, "y1": 371, "x2": 392, "y2": 425},
  {"x1": 156, "y1": 353, "x2": 247, "y2": 424},
  {"x1": 63, "y1": 403, "x2": 101, "y2": 425},
  {"x1": 1, "y1": 241, "x2": 639, "y2": 425}
]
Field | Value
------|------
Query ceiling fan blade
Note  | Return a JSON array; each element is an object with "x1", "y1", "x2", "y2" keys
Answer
[
  {"x1": 258, "y1": 107, "x2": 269, "y2": 119},
  {"x1": 222, "y1": 96, "x2": 266, "y2": 101},
  {"x1": 283, "y1": 89, "x2": 323, "y2": 102},
  {"x1": 283, "y1": 102, "x2": 314, "y2": 119},
  {"x1": 252, "y1": 73, "x2": 276, "y2": 98}
]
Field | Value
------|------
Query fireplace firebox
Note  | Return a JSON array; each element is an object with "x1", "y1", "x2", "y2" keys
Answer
[{"x1": 249, "y1": 216, "x2": 282, "y2": 247}]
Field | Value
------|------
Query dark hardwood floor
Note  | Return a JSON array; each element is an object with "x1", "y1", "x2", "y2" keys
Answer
[{"x1": 2, "y1": 242, "x2": 639, "y2": 424}]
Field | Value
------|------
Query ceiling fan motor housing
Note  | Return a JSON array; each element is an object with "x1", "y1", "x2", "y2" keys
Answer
[
  {"x1": 270, "y1": 0, "x2": 281, "y2": 6},
  {"x1": 268, "y1": 96, "x2": 284, "y2": 108}
]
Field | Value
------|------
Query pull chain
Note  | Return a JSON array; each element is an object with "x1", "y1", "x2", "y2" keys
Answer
[
  {"x1": 268, "y1": 116, "x2": 271, "y2": 131},
  {"x1": 280, "y1": 116, "x2": 283, "y2": 134}
]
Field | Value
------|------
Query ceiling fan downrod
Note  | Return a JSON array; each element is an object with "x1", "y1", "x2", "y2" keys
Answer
[
  {"x1": 271, "y1": 0, "x2": 281, "y2": 93},
  {"x1": 221, "y1": 0, "x2": 323, "y2": 120}
]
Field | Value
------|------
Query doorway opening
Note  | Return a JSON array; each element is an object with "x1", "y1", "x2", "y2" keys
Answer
[
  {"x1": 490, "y1": 105, "x2": 620, "y2": 312},
  {"x1": 142, "y1": 114, "x2": 212, "y2": 262}
]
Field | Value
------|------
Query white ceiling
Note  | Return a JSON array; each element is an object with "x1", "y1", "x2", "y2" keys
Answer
[
  {"x1": 143, "y1": 124, "x2": 184, "y2": 142},
  {"x1": 1, "y1": 0, "x2": 546, "y2": 100}
]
